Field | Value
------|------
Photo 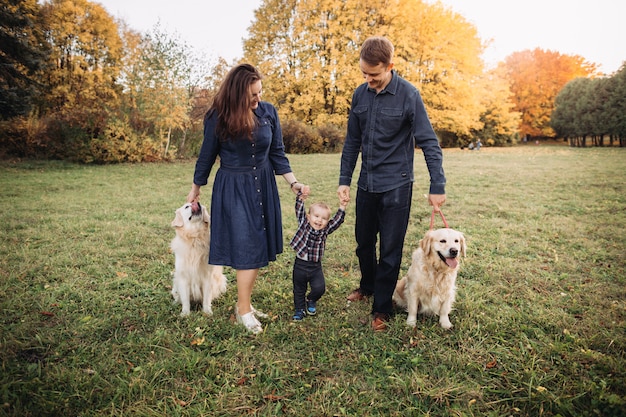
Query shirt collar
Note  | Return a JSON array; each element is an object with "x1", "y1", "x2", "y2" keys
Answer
[{"x1": 366, "y1": 69, "x2": 398, "y2": 95}]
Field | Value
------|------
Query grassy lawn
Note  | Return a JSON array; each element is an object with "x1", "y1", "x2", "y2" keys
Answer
[{"x1": 1, "y1": 146, "x2": 625, "y2": 416}]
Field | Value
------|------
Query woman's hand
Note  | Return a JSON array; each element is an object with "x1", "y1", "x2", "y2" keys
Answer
[
  {"x1": 187, "y1": 184, "x2": 201, "y2": 203},
  {"x1": 293, "y1": 183, "x2": 310, "y2": 198}
]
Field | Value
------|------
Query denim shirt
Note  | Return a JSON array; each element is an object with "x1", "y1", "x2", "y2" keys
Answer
[{"x1": 339, "y1": 70, "x2": 446, "y2": 194}]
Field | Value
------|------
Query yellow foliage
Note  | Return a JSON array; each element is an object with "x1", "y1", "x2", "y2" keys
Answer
[
  {"x1": 502, "y1": 48, "x2": 597, "y2": 138},
  {"x1": 243, "y1": 0, "x2": 491, "y2": 141}
]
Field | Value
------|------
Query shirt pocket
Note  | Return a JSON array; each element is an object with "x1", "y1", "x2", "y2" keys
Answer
[
  {"x1": 377, "y1": 107, "x2": 404, "y2": 139},
  {"x1": 352, "y1": 105, "x2": 369, "y2": 132},
  {"x1": 255, "y1": 117, "x2": 273, "y2": 145}
]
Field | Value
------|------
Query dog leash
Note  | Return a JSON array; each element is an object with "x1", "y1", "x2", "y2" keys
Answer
[{"x1": 429, "y1": 209, "x2": 449, "y2": 230}]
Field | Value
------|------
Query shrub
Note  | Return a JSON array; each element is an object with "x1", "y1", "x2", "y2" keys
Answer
[
  {"x1": 0, "y1": 115, "x2": 49, "y2": 158},
  {"x1": 282, "y1": 119, "x2": 322, "y2": 153},
  {"x1": 85, "y1": 120, "x2": 171, "y2": 163},
  {"x1": 282, "y1": 119, "x2": 344, "y2": 154},
  {"x1": 317, "y1": 123, "x2": 345, "y2": 152}
]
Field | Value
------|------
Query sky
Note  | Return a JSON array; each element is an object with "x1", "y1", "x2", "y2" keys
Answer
[{"x1": 96, "y1": 0, "x2": 625, "y2": 75}]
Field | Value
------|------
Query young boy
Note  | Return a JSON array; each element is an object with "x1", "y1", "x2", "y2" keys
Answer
[{"x1": 289, "y1": 191, "x2": 348, "y2": 321}]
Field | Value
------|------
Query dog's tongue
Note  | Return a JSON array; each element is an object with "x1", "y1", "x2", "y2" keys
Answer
[
  {"x1": 446, "y1": 257, "x2": 458, "y2": 269},
  {"x1": 191, "y1": 201, "x2": 200, "y2": 213}
]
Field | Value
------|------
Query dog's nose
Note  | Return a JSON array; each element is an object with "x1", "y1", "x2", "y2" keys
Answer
[{"x1": 449, "y1": 248, "x2": 458, "y2": 257}]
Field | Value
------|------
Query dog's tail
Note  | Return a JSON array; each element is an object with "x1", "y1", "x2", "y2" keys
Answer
[{"x1": 392, "y1": 276, "x2": 408, "y2": 308}]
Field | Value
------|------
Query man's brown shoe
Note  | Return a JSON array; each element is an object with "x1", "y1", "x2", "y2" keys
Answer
[
  {"x1": 371, "y1": 313, "x2": 389, "y2": 332},
  {"x1": 346, "y1": 288, "x2": 369, "y2": 302}
]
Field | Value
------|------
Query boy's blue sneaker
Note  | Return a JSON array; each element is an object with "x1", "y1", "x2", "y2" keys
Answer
[
  {"x1": 306, "y1": 300, "x2": 317, "y2": 316},
  {"x1": 292, "y1": 309, "x2": 306, "y2": 321}
]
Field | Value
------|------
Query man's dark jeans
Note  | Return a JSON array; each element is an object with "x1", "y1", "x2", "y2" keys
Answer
[{"x1": 355, "y1": 182, "x2": 412, "y2": 314}]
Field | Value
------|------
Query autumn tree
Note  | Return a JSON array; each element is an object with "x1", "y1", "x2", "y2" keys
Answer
[
  {"x1": 126, "y1": 24, "x2": 193, "y2": 157},
  {"x1": 40, "y1": 0, "x2": 122, "y2": 134},
  {"x1": 471, "y1": 67, "x2": 521, "y2": 146},
  {"x1": 243, "y1": 0, "x2": 490, "y2": 146},
  {"x1": 501, "y1": 48, "x2": 596, "y2": 139},
  {"x1": 117, "y1": 20, "x2": 227, "y2": 159},
  {"x1": 244, "y1": 0, "x2": 363, "y2": 128},
  {"x1": 386, "y1": 0, "x2": 485, "y2": 139}
]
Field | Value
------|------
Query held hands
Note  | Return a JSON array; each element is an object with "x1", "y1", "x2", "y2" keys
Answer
[
  {"x1": 337, "y1": 185, "x2": 350, "y2": 210},
  {"x1": 293, "y1": 183, "x2": 311, "y2": 199}
]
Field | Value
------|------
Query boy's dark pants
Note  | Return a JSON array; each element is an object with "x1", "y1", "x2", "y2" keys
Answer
[{"x1": 292, "y1": 257, "x2": 325, "y2": 311}]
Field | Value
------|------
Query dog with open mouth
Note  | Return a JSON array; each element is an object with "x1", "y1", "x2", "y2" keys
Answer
[
  {"x1": 170, "y1": 201, "x2": 227, "y2": 317},
  {"x1": 392, "y1": 227, "x2": 466, "y2": 329}
]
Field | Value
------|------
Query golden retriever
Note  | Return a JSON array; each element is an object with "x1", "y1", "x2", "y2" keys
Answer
[
  {"x1": 393, "y1": 228, "x2": 466, "y2": 329},
  {"x1": 170, "y1": 202, "x2": 227, "y2": 317}
]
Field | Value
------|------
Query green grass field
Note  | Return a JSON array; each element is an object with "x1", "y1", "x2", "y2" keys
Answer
[{"x1": 1, "y1": 146, "x2": 625, "y2": 416}]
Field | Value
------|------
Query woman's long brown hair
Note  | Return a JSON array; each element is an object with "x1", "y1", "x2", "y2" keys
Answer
[{"x1": 211, "y1": 63, "x2": 262, "y2": 140}]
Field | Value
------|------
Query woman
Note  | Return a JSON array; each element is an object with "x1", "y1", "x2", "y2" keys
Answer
[{"x1": 187, "y1": 63, "x2": 309, "y2": 333}]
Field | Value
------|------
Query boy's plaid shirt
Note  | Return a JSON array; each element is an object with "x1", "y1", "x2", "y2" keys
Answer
[{"x1": 289, "y1": 194, "x2": 345, "y2": 262}]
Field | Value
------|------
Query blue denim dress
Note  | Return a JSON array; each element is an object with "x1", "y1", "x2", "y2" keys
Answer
[{"x1": 193, "y1": 102, "x2": 292, "y2": 269}]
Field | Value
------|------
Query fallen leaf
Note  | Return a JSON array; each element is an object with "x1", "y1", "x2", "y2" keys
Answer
[
  {"x1": 116, "y1": 271, "x2": 128, "y2": 278},
  {"x1": 40, "y1": 311, "x2": 55, "y2": 317},
  {"x1": 536, "y1": 386, "x2": 547, "y2": 393},
  {"x1": 264, "y1": 393, "x2": 285, "y2": 402},
  {"x1": 486, "y1": 359, "x2": 497, "y2": 369},
  {"x1": 190, "y1": 337, "x2": 205, "y2": 346}
]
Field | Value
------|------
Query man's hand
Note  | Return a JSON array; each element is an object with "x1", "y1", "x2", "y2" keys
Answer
[
  {"x1": 337, "y1": 185, "x2": 350, "y2": 203},
  {"x1": 428, "y1": 194, "x2": 446, "y2": 212}
]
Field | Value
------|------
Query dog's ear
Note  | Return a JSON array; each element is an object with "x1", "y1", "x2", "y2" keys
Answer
[
  {"x1": 420, "y1": 231, "x2": 433, "y2": 256},
  {"x1": 202, "y1": 205, "x2": 210, "y2": 224},
  {"x1": 171, "y1": 210, "x2": 184, "y2": 228},
  {"x1": 459, "y1": 232, "x2": 467, "y2": 257}
]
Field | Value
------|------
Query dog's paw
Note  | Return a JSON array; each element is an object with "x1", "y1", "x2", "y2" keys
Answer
[
  {"x1": 180, "y1": 310, "x2": 191, "y2": 317},
  {"x1": 439, "y1": 316, "x2": 453, "y2": 329},
  {"x1": 406, "y1": 317, "x2": 417, "y2": 327},
  {"x1": 202, "y1": 308, "x2": 214, "y2": 316}
]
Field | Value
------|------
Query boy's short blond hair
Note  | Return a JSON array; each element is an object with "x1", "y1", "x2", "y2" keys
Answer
[{"x1": 308, "y1": 202, "x2": 332, "y2": 219}]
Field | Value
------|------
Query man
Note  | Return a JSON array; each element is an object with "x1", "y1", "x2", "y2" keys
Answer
[{"x1": 337, "y1": 36, "x2": 446, "y2": 331}]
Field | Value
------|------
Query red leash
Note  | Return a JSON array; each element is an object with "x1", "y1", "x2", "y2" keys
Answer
[{"x1": 430, "y1": 209, "x2": 449, "y2": 230}]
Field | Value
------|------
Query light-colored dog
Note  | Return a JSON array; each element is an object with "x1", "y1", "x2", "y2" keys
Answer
[
  {"x1": 393, "y1": 228, "x2": 466, "y2": 329},
  {"x1": 170, "y1": 202, "x2": 227, "y2": 317}
]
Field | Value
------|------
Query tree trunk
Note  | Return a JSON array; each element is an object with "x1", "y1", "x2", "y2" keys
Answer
[
  {"x1": 180, "y1": 129, "x2": 187, "y2": 157},
  {"x1": 164, "y1": 126, "x2": 171, "y2": 158}
]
